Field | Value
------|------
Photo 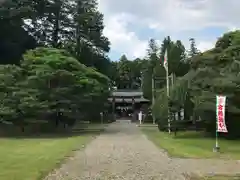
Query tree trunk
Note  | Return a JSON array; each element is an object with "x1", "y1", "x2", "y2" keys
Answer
[{"x1": 52, "y1": 0, "x2": 61, "y2": 48}]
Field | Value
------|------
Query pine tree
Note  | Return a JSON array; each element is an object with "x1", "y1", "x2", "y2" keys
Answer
[{"x1": 188, "y1": 38, "x2": 199, "y2": 58}]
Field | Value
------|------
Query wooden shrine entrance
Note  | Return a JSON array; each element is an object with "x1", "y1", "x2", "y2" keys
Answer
[{"x1": 108, "y1": 89, "x2": 150, "y2": 121}]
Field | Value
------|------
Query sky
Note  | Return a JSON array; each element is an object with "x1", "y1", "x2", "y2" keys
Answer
[{"x1": 97, "y1": 0, "x2": 239, "y2": 61}]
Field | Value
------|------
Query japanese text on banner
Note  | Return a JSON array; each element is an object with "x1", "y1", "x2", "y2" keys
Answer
[{"x1": 216, "y1": 95, "x2": 227, "y2": 133}]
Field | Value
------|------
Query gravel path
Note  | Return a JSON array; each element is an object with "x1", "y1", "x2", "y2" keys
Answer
[{"x1": 44, "y1": 120, "x2": 240, "y2": 180}]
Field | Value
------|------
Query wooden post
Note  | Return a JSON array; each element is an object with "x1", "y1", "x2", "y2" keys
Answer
[
  {"x1": 132, "y1": 97, "x2": 135, "y2": 121},
  {"x1": 112, "y1": 97, "x2": 115, "y2": 120}
]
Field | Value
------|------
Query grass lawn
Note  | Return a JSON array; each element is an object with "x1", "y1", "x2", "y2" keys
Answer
[
  {"x1": 141, "y1": 127, "x2": 240, "y2": 159},
  {"x1": 0, "y1": 124, "x2": 104, "y2": 180}
]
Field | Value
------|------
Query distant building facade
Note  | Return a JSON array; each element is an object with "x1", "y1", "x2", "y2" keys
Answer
[{"x1": 108, "y1": 89, "x2": 150, "y2": 120}]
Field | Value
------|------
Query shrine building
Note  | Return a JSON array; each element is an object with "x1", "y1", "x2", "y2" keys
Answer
[{"x1": 108, "y1": 89, "x2": 150, "y2": 119}]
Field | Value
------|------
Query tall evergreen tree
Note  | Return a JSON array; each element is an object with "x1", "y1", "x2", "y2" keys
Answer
[
  {"x1": 66, "y1": 0, "x2": 111, "y2": 75},
  {"x1": 188, "y1": 38, "x2": 199, "y2": 58},
  {"x1": 0, "y1": 0, "x2": 112, "y2": 77},
  {"x1": 0, "y1": 0, "x2": 36, "y2": 64},
  {"x1": 147, "y1": 38, "x2": 159, "y2": 73}
]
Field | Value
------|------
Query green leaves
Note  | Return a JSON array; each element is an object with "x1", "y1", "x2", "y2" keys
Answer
[
  {"x1": 170, "y1": 78, "x2": 188, "y2": 109},
  {"x1": 111, "y1": 55, "x2": 147, "y2": 89},
  {"x1": 0, "y1": 0, "x2": 111, "y2": 79},
  {"x1": 0, "y1": 47, "x2": 110, "y2": 127},
  {"x1": 152, "y1": 88, "x2": 168, "y2": 125},
  {"x1": 150, "y1": 31, "x2": 240, "y2": 137}
]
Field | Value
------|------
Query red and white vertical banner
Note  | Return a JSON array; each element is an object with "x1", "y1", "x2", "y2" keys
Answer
[{"x1": 216, "y1": 95, "x2": 228, "y2": 133}]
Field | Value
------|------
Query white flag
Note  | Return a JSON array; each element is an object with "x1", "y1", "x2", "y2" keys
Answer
[{"x1": 163, "y1": 50, "x2": 168, "y2": 71}]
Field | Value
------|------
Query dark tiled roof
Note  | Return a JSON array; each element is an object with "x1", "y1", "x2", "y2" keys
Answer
[
  {"x1": 111, "y1": 89, "x2": 143, "y2": 97},
  {"x1": 108, "y1": 97, "x2": 149, "y2": 103},
  {"x1": 109, "y1": 89, "x2": 149, "y2": 102}
]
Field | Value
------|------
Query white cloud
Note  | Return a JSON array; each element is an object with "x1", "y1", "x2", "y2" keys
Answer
[
  {"x1": 102, "y1": 13, "x2": 148, "y2": 59},
  {"x1": 98, "y1": 0, "x2": 240, "y2": 59},
  {"x1": 197, "y1": 41, "x2": 215, "y2": 52}
]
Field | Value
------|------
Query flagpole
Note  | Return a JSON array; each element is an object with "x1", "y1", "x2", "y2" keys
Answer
[
  {"x1": 152, "y1": 74, "x2": 155, "y2": 124},
  {"x1": 166, "y1": 64, "x2": 170, "y2": 134},
  {"x1": 166, "y1": 67, "x2": 169, "y2": 97},
  {"x1": 163, "y1": 49, "x2": 171, "y2": 134},
  {"x1": 215, "y1": 95, "x2": 219, "y2": 152},
  {"x1": 215, "y1": 123, "x2": 219, "y2": 150}
]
